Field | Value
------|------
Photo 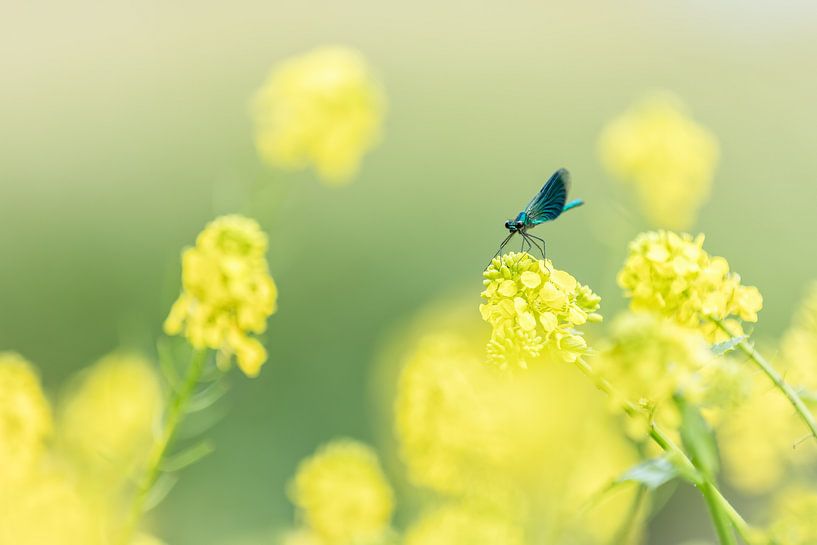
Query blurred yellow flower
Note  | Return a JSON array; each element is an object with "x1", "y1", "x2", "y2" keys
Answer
[
  {"x1": 598, "y1": 92, "x2": 719, "y2": 230},
  {"x1": 0, "y1": 468, "x2": 109, "y2": 545},
  {"x1": 480, "y1": 252, "x2": 602, "y2": 368},
  {"x1": 164, "y1": 214, "x2": 277, "y2": 377},
  {"x1": 253, "y1": 46, "x2": 385, "y2": 185},
  {"x1": 618, "y1": 231, "x2": 762, "y2": 341},
  {"x1": 717, "y1": 374, "x2": 817, "y2": 494},
  {"x1": 403, "y1": 502, "x2": 528, "y2": 545},
  {"x1": 394, "y1": 329, "x2": 643, "y2": 544},
  {"x1": 289, "y1": 439, "x2": 394, "y2": 545},
  {"x1": 594, "y1": 312, "x2": 747, "y2": 436},
  {"x1": 0, "y1": 352, "x2": 52, "y2": 485},
  {"x1": 769, "y1": 486, "x2": 817, "y2": 545},
  {"x1": 58, "y1": 353, "x2": 162, "y2": 482},
  {"x1": 780, "y1": 282, "x2": 817, "y2": 390}
]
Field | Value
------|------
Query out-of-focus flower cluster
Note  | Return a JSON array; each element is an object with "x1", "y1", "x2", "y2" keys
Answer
[
  {"x1": 253, "y1": 46, "x2": 385, "y2": 185},
  {"x1": 768, "y1": 487, "x2": 817, "y2": 545},
  {"x1": 618, "y1": 231, "x2": 762, "y2": 341},
  {"x1": 598, "y1": 92, "x2": 719, "y2": 230},
  {"x1": 164, "y1": 214, "x2": 277, "y2": 377},
  {"x1": 480, "y1": 252, "x2": 602, "y2": 368},
  {"x1": 716, "y1": 284, "x2": 817, "y2": 494},
  {"x1": 287, "y1": 440, "x2": 395, "y2": 545},
  {"x1": 403, "y1": 502, "x2": 527, "y2": 545},
  {"x1": 392, "y1": 310, "x2": 644, "y2": 545},
  {"x1": 593, "y1": 312, "x2": 740, "y2": 437},
  {"x1": 780, "y1": 282, "x2": 817, "y2": 391},
  {"x1": 0, "y1": 352, "x2": 165, "y2": 545}
]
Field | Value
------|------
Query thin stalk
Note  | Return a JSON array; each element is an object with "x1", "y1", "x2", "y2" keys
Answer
[
  {"x1": 573, "y1": 357, "x2": 755, "y2": 545},
  {"x1": 121, "y1": 348, "x2": 208, "y2": 544},
  {"x1": 701, "y1": 481, "x2": 738, "y2": 545},
  {"x1": 714, "y1": 318, "x2": 817, "y2": 442}
]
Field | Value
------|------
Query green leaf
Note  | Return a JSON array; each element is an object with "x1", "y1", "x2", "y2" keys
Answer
[
  {"x1": 185, "y1": 381, "x2": 228, "y2": 413},
  {"x1": 711, "y1": 336, "x2": 747, "y2": 356},
  {"x1": 144, "y1": 473, "x2": 178, "y2": 511},
  {"x1": 157, "y1": 337, "x2": 180, "y2": 389},
  {"x1": 615, "y1": 456, "x2": 679, "y2": 490},
  {"x1": 160, "y1": 440, "x2": 215, "y2": 473},
  {"x1": 679, "y1": 398, "x2": 719, "y2": 480}
]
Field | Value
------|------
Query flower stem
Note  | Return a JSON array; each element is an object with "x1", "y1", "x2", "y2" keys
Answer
[
  {"x1": 573, "y1": 357, "x2": 753, "y2": 545},
  {"x1": 701, "y1": 481, "x2": 738, "y2": 545},
  {"x1": 121, "y1": 348, "x2": 208, "y2": 544},
  {"x1": 714, "y1": 318, "x2": 817, "y2": 443}
]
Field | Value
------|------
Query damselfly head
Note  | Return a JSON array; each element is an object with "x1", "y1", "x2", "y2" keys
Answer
[{"x1": 504, "y1": 220, "x2": 523, "y2": 233}]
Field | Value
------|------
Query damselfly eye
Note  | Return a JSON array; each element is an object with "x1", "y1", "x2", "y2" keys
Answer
[
  {"x1": 504, "y1": 221, "x2": 511, "y2": 229},
  {"x1": 515, "y1": 221, "x2": 524, "y2": 229}
]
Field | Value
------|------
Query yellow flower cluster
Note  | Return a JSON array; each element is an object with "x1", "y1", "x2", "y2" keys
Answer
[
  {"x1": 598, "y1": 92, "x2": 719, "y2": 230},
  {"x1": 594, "y1": 312, "x2": 714, "y2": 434},
  {"x1": 717, "y1": 373, "x2": 817, "y2": 494},
  {"x1": 289, "y1": 440, "x2": 394, "y2": 545},
  {"x1": 394, "y1": 325, "x2": 643, "y2": 544},
  {"x1": 403, "y1": 502, "x2": 527, "y2": 545},
  {"x1": 0, "y1": 353, "x2": 52, "y2": 485},
  {"x1": 253, "y1": 46, "x2": 385, "y2": 185},
  {"x1": 780, "y1": 282, "x2": 817, "y2": 390},
  {"x1": 58, "y1": 353, "x2": 162, "y2": 482},
  {"x1": 769, "y1": 487, "x2": 817, "y2": 545},
  {"x1": 480, "y1": 252, "x2": 602, "y2": 368},
  {"x1": 618, "y1": 231, "x2": 762, "y2": 341},
  {"x1": 0, "y1": 352, "x2": 164, "y2": 545},
  {"x1": 164, "y1": 215, "x2": 277, "y2": 377}
]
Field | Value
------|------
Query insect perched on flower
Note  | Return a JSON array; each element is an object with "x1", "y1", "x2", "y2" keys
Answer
[{"x1": 495, "y1": 168, "x2": 584, "y2": 260}]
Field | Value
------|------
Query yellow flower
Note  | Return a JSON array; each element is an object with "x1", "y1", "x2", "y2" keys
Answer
[
  {"x1": 717, "y1": 374, "x2": 817, "y2": 494},
  {"x1": 394, "y1": 328, "x2": 643, "y2": 543},
  {"x1": 58, "y1": 353, "x2": 162, "y2": 482},
  {"x1": 0, "y1": 468, "x2": 109, "y2": 545},
  {"x1": 769, "y1": 486, "x2": 817, "y2": 545},
  {"x1": 780, "y1": 282, "x2": 817, "y2": 390},
  {"x1": 617, "y1": 231, "x2": 762, "y2": 341},
  {"x1": 164, "y1": 215, "x2": 277, "y2": 377},
  {"x1": 403, "y1": 502, "x2": 528, "y2": 545},
  {"x1": 593, "y1": 312, "x2": 739, "y2": 437},
  {"x1": 289, "y1": 439, "x2": 394, "y2": 545},
  {"x1": 480, "y1": 252, "x2": 602, "y2": 368},
  {"x1": 598, "y1": 92, "x2": 719, "y2": 230},
  {"x1": 253, "y1": 46, "x2": 385, "y2": 185},
  {"x1": 0, "y1": 352, "x2": 52, "y2": 485}
]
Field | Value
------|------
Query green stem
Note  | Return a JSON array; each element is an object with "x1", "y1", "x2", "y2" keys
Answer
[
  {"x1": 701, "y1": 481, "x2": 738, "y2": 545},
  {"x1": 714, "y1": 318, "x2": 817, "y2": 442},
  {"x1": 121, "y1": 348, "x2": 208, "y2": 544},
  {"x1": 573, "y1": 357, "x2": 756, "y2": 545}
]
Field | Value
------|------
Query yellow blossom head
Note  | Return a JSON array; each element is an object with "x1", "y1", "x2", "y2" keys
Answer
[
  {"x1": 780, "y1": 282, "x2": 817, "y2": 390},
  {"x1": 594, "y1": 312, "x2": 731, "y2": 436},
  {"x1": 0, "y1": 468, "x2": 109, "y2": 545},
  {"x1": 289, "y1": 439, "x2": 394, "y2": 544},
  {"x1": 480, "y1": 252, "x2": 601, "y2": 368},
  {"x1": 164, "y1": 214, "x2": 277, "y2": 377},
  {"x1": 253, "y1": 46, "x2": 385, "y2": 185},
  {"x1": 394, "y1": 329, "x2": 643, "y2": 543},
  {"x1": 769, "y1": 486, "x2": 817, "y2": 545},
  {"x1": 598, "y1": 92, "x2": 719, "y2": 230},
  {"x1": 58, "y1": 353, "x2": 162, "y2": 481},
  {"x1": 404, "y1": 502, "x2": 528, "y2": 545},
  {"x1": 717, "y1": 373, "x2": 817, "y2": 494},
  {"x1": 617, "y1": 231, "x2": 762, "y2": 341},
  {"x1": 0, "y1": 352, "x2": 52, "y2": 485}
]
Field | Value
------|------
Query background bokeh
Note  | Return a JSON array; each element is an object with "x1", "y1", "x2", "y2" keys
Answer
[{"x1": 2, "y1": 1, "x2": 817, "y2": 544}]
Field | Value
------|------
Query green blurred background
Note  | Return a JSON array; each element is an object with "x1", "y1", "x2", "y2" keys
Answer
[{"x1": 2, "y1": 1, "x2": 817, "y2": 543}]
